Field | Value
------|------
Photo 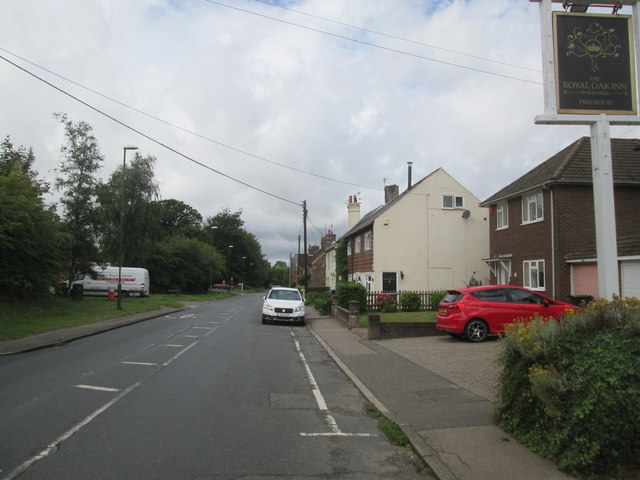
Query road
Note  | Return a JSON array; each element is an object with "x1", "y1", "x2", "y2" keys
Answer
[{"x1": 0, "y1": 293, "x2": 428, "y2": 479}]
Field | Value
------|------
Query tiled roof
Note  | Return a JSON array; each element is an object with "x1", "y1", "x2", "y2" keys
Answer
[
  {"x1": 564, "y1": 234, "x2": 640, "y2": 260},
  {"x1": 481, "y1": 137, "x2": 640, "y2": 206}
]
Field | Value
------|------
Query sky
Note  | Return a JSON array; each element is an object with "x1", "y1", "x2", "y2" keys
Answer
[{"x1": 1, "y1": 0, "x2": 637, "y2": 264}]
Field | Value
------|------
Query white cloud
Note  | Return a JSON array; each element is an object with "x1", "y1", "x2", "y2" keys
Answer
[{"x1": 1, "y1": 0, "x2": 636, "y2": 263}]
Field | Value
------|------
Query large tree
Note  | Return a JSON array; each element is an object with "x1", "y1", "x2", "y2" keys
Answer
[
  {"x1": 0, "y1": 138, "x2": 63, "y2": 297},
  {"x1": 53, "y1": 113, "x2": 104, "y2": 282},
  {"x1": 97, "y1": 152, "x2": 159, "y2": 266}
]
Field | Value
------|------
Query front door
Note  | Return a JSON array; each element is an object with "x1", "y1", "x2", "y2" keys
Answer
[{"x1": 382, "y1": 272, "x2": 397, "y2": 292}]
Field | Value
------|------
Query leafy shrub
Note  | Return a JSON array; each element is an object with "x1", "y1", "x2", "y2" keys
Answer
[
  {"x1": 429, "y1": 291, "x2": 447, "y2": 310},
  {"x1": 306, "y1": 291, "x2": 331, "y2": 315},
  {"x1": 375, "y1": 294, "x2": 397, "y2": 313},
  {"x1": 400, "y1": 292, "x2": 422, "y2": 312},
  {"x1": 496, "y1": 297, "x2": 640, "y2": 476},
  {"x1": 336, "y1": 282, "x2": 367, "y2": 312}
]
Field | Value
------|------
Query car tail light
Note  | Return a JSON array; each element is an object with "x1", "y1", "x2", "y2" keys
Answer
[{"x1": 141, "y1": 283, "x2": 145, "y2": 292}]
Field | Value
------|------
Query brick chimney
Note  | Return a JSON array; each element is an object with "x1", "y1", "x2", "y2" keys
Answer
[
  {"x1": 384, "y1": 185, "x2": 399, "y2": 204},
  {"x1": 347, "y1": 195, "x2": 361, "y2": 229},
  {"x1": 321, "y1": 230, "x2": 336, "y2": 250}
]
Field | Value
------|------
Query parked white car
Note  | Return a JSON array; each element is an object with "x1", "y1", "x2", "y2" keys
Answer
[{"x1": 262, "y1": 287, "x2": 305, "y2": 325}]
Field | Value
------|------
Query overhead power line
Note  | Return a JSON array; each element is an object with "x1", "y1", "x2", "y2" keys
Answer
[
  {"x1": 250, "y1": 0, "x2": 541, "y2": 74},
  {"x1": 0, "y1": 47, "x2": 381, "y2": 192},
  {"x1": 202, "y1": 0, "x2": 542, "y2": 85},
  {"x1": 0, "y1": 54, "x2": 302, "y2": 207}
]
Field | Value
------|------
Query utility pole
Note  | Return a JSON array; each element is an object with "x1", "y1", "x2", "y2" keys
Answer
[{"x1": 303, "y1": 200, "x2": 308, "y2": 291}]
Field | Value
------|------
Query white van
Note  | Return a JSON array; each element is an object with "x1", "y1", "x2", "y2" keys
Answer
[{"x1": 72, "y1": 266, "x2": 150, "y2": 297}]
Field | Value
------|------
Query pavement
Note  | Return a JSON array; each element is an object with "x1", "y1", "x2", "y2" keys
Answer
[{"x1": 0, "y1": 303, "x2": 573, "y2": 480}]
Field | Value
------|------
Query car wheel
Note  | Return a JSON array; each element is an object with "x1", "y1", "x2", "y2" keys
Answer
[
  {"x1": 464, "y1": 319, "x2": 488, "y2": 342},
  {"x1": 262, "y1": 315, "x2": 269, "y2": 325}
]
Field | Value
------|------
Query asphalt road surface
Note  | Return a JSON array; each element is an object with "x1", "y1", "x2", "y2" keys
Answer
[{"x1": 0, "y1": 293, "x2": 429, "y2": 479}]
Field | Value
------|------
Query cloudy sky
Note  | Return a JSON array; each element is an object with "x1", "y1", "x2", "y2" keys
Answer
[{"x1": 1, "y1": 0, "x2": 637, "y2": 263}]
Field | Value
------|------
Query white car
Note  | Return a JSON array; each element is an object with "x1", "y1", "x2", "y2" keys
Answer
[{"x1": 262, "y1": 287, "x2": 305, "y2": 325}]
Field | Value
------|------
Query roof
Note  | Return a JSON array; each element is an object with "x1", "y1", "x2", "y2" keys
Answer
[
  {"x1": 342, "y1": 168, "x2": 446, "y2": 238},
  {"x1": 481, "y1": 137, "x2": 640, "y2": 206},
  {"x1": 564, "y1": 234, "x2": 640, "y2": 261}
]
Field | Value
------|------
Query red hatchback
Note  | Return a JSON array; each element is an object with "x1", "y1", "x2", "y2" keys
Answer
[{"x1": 436, "y1": 285, "x2": 577, "y2": 342}]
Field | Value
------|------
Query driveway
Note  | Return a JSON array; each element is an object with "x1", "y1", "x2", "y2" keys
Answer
[{"x1": 375, "y1": 335, "x2": 501, "y2": 402}]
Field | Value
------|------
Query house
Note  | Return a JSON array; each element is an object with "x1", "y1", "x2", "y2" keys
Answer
[
  {"x1": 342, "y1": 167, "x2": 489, "y2": 293},
  {"x1": 480, "y1": 137, "x2": 640, "y2": 301},
  {"x1": 308, "y1": 231, "x2": 337, "y2": 289}
]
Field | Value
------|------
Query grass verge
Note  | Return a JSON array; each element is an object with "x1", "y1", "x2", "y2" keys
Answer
[
  {"x1": 365, "y1": 402, "x2": 411, "y2": 448},
  {"x1": 0, "y1": 292, "x2": 235, "y2": 341}
]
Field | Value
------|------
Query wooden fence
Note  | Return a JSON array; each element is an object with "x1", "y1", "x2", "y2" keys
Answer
[{"x1": 366, "y1": 290, "x2": 447, "y2": 311}]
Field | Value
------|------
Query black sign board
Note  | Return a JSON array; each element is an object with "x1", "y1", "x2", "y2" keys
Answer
[{"x1": 553, "y1": 12, "x2": 636, "y2": 115}]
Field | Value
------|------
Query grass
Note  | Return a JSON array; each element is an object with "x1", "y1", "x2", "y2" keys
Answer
[
  {"x1": 365, "y1": 402, "x2": 410, "y2": 447},
  {"x1": 358, "y1": 310, "x2": 437, "y2": 328},
  {"x1": 0, "y1": 292, "x2": 235, "y2": 341}
]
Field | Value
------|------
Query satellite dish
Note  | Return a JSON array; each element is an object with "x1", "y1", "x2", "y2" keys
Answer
[{"x1": 462, "y1": 210, "x2": 471, "y2": 219}]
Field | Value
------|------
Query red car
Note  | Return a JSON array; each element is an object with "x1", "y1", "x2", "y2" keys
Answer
[{"x1": 436, "y1": 285, "x2": 578, "y2": 342}]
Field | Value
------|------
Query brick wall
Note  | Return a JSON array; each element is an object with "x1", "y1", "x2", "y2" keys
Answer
[{"x1": 367, "y1": 315, "x2": 443, "y2": 339}]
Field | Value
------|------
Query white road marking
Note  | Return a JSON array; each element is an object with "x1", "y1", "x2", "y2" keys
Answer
[
  {"x1": 162, "y1": 342, "x2": 197, "y2": 366},
  {"x1": 290, "y1": 329, "x2": 374, "y2": 438},
  {"x1": 74, "y1": 384, "x2": 120, "y2": 392},
  {"x1": 2, "y1": 382, "x2": 141, "y2": 480},
  {"x1": 180, "y1": 313, "x2": 196, "y2": 318},
  {"x1": 122, "y1": 361, "x2": 157, "y2": 366},
  {"x1": 161, "y1": 344, "x2": 184, "y2": 348}
]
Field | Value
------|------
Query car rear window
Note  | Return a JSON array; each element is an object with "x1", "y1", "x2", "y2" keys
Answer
[
  {"x1": 442, "y1": 292, "x2": 463, "y2": 303},
  {"x1": 471, "y1": 289, "x2": 507, "y2": 302}
]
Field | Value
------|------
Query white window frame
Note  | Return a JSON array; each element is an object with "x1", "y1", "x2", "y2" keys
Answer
[
  {"x1": 443, "y1": 194, "x2": 464, "y2": 209},
  {"x1": 364, "y1": 231, "x2": 372, "y2": 251},
  {"x1": 523, "y1": 260, "x2": 545, "y2": 290},
  {"x1": 347, "y1": 241, "x2": 352, "y2": 256},
  {"x1": 522, "y1": 192, "x2": 543, "y2": 224},
  {"x1": 496, "y1": 202, "x2": 508, "y2": 230},
  {"x1": 354, "y1": 234, "x2": 361, "y2": 254},
  {"x1": 496, "y1": 260, "x2": 511, "y2": 284}
]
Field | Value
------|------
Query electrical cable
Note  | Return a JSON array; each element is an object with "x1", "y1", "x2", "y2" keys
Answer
[
  {"x1": 0, "y1": 54, "x2": 302, "y2": 207},
  {"x1": 202, "y1": 0, "x2": 542, "y2": 85}
]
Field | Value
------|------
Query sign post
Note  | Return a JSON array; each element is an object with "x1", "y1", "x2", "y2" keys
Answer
[{"x1": 531, "y1": 0, "x2": 640, "y2": 299}]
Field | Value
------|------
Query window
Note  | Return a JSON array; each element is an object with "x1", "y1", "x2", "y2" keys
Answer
[
  {"x1": 382, "y1": 272, "x2": 397, "y2": 292},
  {"x1": 354, "y1": 234, "x2": 361, "y2": 254},
  {"x1": 523, "y1": 260, "x2": 545, "y2": 290},
  {"x1": 443, "y1": 195, "x2": 464, "y2": 209},
  {"x1": 347, "y1": 241, "x2": 352, "y2": 256},
  {"x1": 364, "y1": 231, "x2": 372, "y2": 251},
  {"x1": 496, "y1": 261, "x2": 511, "y2": 285},
  {"x1": 471, "y1": 288, "x2": 507, "y2": 302},
  {"x1": 508, "y1": 288, "x2": 546, "y2": 304},
  {"x1": 496, "y1": 202, "x2": 508, "y2": 229},
  {"x1": 522, "y1": 192, "x2": 543, "y2": 224}
]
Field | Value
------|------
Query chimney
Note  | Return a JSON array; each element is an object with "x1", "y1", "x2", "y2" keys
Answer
[
  {"x1": 385, "y1": 185, "x2": 399, "y2": 204},
  {"x1": 347, "y1": 195, "x2": 361, "y2": 229},
  {"x1": 407, "y1": 162, "x2": 413, "y2": 190}
]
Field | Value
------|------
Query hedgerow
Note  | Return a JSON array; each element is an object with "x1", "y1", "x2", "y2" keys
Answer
[{"x1": 496, "y1": 297, "x2": 640, "y2": 477}]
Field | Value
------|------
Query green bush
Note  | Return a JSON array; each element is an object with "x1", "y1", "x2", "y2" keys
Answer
[
  {"x1": 400, "y1": 292, "x2": 422, "y2": 312},
  {"x1": 336, "y1": 282, "x2": 367, "y2": 312},
  {"x1": 306, "y1": 291, "x2": 331, "y2": 315},
  {"x1": 496, "y1": 297, "x2": 640, "y2": 476},
  {"x1": 429, "y1": 291, "x2": 447, "y2": 310}
]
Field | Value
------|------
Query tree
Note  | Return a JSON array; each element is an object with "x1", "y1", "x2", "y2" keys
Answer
[
  {"x1": 0, "y1": 141, "x2": 63, "y2": 297},
  {"x1": 53, "y1": 113, "x2": 104, "y2": 283},
  {"x1": 151, "y1": 199, "x2": 203, "y2": 240},
  {"x1": 269, "y1": 261, "x2": 290, "y2": 287},
  {"x1": 97, "y1": 152, "x2": 159, "y2": 266}
]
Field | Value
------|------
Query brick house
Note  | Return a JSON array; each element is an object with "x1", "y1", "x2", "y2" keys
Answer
[
  {"x1": 480, "y1": 137, "x2": 640, "y2": 301},
  {"x1": 342, "y1": 168, "x2": 489, "y2": 293},
  {"x1": 308, "y1": 231, "x2": 337, "y2": 288}
]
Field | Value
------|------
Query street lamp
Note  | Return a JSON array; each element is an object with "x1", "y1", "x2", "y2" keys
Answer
[
  {"x1": 117, "y1": 145, "x2": 138, "y2": 310},
  {"x1": 209, "y1": 226, "x2": 218, "y2": 291},
  {"x1": 241, "y1": 256, "x2": 246, "y2": 291},
  {"x1": 227, "y1": 245, "x2": 233, "y2": 286}
]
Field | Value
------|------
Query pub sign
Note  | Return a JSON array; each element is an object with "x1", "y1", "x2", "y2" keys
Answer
[{"x1": 553, "y1": 12, "x2": 637, "y2": 115}]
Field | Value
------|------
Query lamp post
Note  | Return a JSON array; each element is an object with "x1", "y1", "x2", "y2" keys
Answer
[
  {"x1": 209, "y1": 226, "x2": 218, "y2": 291},
  {"x1": 117, "y1": 145, "x2": 138, "y2": 310},
  {"x1": 241, "y1": 256, "x2": 246, "y2": 291},
  {"x1": 227, "y1": 245, "x2": 233, "y2": 286}
]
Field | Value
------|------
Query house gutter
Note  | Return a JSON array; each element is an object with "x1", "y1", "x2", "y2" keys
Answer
[{"x1": 543, "y1": 184, "x2": 556, "y2": 298}]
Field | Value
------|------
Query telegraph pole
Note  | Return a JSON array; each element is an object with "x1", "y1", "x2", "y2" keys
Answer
[{"x1": 303, "y1": 200, "x2": 308, "y2": 291}]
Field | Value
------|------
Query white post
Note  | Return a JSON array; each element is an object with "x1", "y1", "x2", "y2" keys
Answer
[{"x1": 590, "y1": 117, "x2": 620, "y2": 298}]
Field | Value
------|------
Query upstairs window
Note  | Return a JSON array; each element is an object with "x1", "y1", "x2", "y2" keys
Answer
[
  {"x1": 496, "y1": 202, "x2": 508, "y2": 229},
  {"x1": 354, "y1": 235, "x2": 361, "y2": 254},
  {"x1": 364, "y1": 231, "x2": 372, "y2": 251},
  {"x1": 522, "y1": 192, "x2": 543, "y2": 224},
  {"x1": 443, "y1": 195, "x2": 464, "y2": 209}
]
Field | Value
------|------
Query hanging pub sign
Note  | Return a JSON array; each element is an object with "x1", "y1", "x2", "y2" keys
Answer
[{"x1": 553, "y1": 12, "x2": 637, "y2": 115}]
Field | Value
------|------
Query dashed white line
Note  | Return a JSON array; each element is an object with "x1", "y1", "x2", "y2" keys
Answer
[
  {"x1": 74, "y1": 384, "x2": 120, "y2": 392},
  {"x1": 122, "y1": 361, "x2": 157, "y2": 366}
]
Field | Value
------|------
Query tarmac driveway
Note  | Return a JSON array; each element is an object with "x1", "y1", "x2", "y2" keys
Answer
[{"x1": 375, "y1": 335, "x2": 501, "y2": 402}]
